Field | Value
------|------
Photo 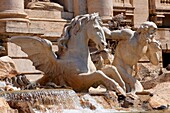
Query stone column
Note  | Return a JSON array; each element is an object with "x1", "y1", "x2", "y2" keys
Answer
[
  {"x1": 133, "y1": 0, "x2": 149, "y2": 28},
  {"x1": 0, "y1": 0, "x2": 28, "y2": 22},
  {"x1": 64, "y1": 0, "x2": 73, "y2": 12},
  {"x1": 73, "y1": 0, "x2": 87, "y2": 16},
  {"x1": 87, "y1": 0, "x2": 113, "y2": 21}
]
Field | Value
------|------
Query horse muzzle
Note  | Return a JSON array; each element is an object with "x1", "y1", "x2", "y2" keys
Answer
[{"x1": 97, "y1": 41, "x2": 107, "y2": 50}]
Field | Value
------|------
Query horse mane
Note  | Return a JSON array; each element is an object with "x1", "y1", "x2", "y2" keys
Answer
[{"x1": 57, "y1": 13, "x2": 101, "y2": 56}]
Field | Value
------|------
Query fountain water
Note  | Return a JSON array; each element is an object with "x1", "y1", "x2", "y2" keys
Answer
[
  {"x1": 0, "y1": 88, "x2": 129, "y2": 112},
  {"x1": 0, "y1": 89, "x2": 82, "y2": 112}
]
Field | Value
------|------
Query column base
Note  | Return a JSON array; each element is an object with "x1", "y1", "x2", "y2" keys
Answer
[
  {"x1": 0, "y1": 10, "x2": 27, "y2": 18},
  {"x1": 0, "y1": 18, "x2": 29, "y2": 23}
]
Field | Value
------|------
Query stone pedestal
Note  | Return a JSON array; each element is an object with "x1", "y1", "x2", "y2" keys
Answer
[
  {"x1": 0, "y1": 0, "x2": 28, "y2": 22},
  {"x1": 87, "y1": 0, "x2": 113, "y2": 21}
]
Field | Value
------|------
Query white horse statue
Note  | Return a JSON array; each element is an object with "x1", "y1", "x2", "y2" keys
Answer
[
  {"x1": 10, "y1": 13, "x2": 126, "y2": 96},
  {"x1": 103, "y1": 21, "x2": 161, "y2": 96}
]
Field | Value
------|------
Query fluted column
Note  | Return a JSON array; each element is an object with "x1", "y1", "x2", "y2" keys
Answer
[
  {"x1": 87, "y1": 0, "x2": 113, "y2": 21},
  {"x1": 0, "y1": 0, "x2": 28, "y2": 22}
]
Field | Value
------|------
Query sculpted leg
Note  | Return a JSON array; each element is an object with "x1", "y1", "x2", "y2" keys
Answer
[
  {"x1": 101, "y1": 65, "x2": 126, "y2": 91},
  {"x1": 78, "y1": 70, "x2": 126, "y2": 96},
  {"x1": 116, "y1": 65, "x2": 143, "y2": 93},
  {"x1": 116, "y1": 65, "x2": 136, "y2": 91}
]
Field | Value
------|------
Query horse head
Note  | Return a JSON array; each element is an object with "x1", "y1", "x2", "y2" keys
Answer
[
  {"x1": 57, "y1": 13, "x2": 107, "y2": 57},
  {"x1": 86, "y1": 13, "x2": 107, "y2": 50}
]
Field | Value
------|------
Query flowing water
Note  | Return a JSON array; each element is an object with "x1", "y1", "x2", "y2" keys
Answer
[
  {"x1": 0, "y1": 89, "x2": 127, "y2": 113},
  {"x1": 0, "y1": 89, "x2": 82, "y2": 112}
]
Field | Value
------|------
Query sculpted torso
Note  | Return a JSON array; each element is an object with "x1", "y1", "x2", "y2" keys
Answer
[
  {"x1": 103, "y1": 22, "x2": 161, "y2": 95},
  {"x1": 113, "y1": 30, "x2": 146, "y2": 66}
]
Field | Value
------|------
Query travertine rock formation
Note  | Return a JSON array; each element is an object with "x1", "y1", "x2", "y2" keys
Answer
[{"x1": 0, "y1": 56, "x2": 18, "y2": 79}]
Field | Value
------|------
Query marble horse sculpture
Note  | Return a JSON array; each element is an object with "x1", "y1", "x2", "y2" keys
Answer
[
  {"x1": 10, "y1": 13, "x2": 126, "y2": 96},
  {"x1": 103, "y1": 21, "x2": 161, "y2": 96}
]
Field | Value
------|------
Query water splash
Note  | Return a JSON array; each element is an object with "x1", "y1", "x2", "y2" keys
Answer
[
  {"x1": 0, "y1": 89, "x2": 82, "y2": 112},
  {"x1": 0, "y1": 89, "x2": 126, "y2": 112}
]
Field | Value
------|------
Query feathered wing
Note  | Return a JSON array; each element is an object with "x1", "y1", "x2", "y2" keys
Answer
[{"x1": 9, "y1": 36, "x2": 59, "y2": 77}]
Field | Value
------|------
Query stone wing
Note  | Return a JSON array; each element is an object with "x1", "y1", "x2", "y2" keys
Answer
[{"x1": 9, "y1": 36, "x2": 58, "y2": 76}]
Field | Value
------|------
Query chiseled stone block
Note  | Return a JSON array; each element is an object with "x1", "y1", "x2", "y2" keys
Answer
[
  {"x1": 8, "y1": 42, "x2": 28, "y2": 58},
  {"x1": 25, "y1": 9, "x2": 62, "y2": 19},
  {"x1": 12, "y1": 59, "x2": 42, "y2": 73}
]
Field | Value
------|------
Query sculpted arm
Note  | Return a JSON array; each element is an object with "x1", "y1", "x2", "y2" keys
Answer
[
  {"x1": 103, "y1": 27, "x2": 132, "y2": 41},
  {"x1": 102, "y1": 26, "x2": 122, "y2": 40}
]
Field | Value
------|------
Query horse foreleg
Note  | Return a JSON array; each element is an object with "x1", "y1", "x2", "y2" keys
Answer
[
  {"x1": 101, "y1": 65, "x2": 126, "y2": 91},
  {"x1": 116, "y1": 65, "x2": 143, "y2": 94},
  {"x1": 116, "y1": 65, "x2": 136, "y2": 91},
  {"x1": 78, "y1": 70, "x2": 126, "y2": 96}
]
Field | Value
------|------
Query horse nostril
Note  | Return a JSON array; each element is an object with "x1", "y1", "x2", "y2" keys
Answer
[
  {"x1": 101, "y1": 42, "x2": 105, "y2": 45},
  {"x1": 101, "y1": 41, "x2": 107, "y2": 46}
]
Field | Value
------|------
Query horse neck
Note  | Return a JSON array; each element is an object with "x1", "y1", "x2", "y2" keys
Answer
[{"x1": 64, "y1": 30, "x2": 90, "y2": 59}]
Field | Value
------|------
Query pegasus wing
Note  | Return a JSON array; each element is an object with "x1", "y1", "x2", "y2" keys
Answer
[{"x1": 9, "y1": 36, "x2": 58, "y2": 76}]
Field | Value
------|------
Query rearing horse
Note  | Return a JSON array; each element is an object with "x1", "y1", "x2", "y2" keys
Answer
[{"x1": 10, "y1": 13, "x2": 126, "y2": 96}]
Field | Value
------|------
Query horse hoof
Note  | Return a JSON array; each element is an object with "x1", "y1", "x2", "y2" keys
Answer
[
  {"x1": 116, "y1": 87, "x2": 126, "y2": 97},
  {"x1": 126, "y1": 92, "x2": 139, "y2": 100}
]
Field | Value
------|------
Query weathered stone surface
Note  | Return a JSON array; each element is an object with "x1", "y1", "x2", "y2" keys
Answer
[
  {"x1": 73, "y1": 0, "x2": 87, "y2": 16},
  {"x1": 0, "y1": 56, "x2": 18, "y2": 79},
  {"x1": 8, "y1": 101, "x2": 33, "y2": 113},
  {"x1": 0, "y1": 98, "x2": 17, "y2": 113},
  {"x1": 12, "y1": 59, "x2": 42, "y2": 73},
  {"x1": 87, "y1": 0, "x2": 113, "y2": 20},
  {"x1": 25, "y1": 9, "x2": 62, "y2": 19},
  {"x1": 149, "y1": 82, "x2": 170, "y2": 109},
  {"x1": 26, "y1": 1, "x2": 63, "y2": 11},
  {"x1": 8, "y1": 42, "x2": 28, "y2": 58},
  {"x1": 0, "y1": 17, "x2": 66, "y2": 36},
  {"x1": 133, "y1": 0, "x2": 149, "y2": 28},
  {"x1": 1, "y1": 21, "x2": 44, "y2": 34},
  {"x1": 63, "y1": 0, "x2": 73, "y2": 12},
  {"x1": 141, "y1": 72, "x2": 170, "y2": 89},
  {"x1": 0, "y1": 0, "x2": 28, "y2": 22}
]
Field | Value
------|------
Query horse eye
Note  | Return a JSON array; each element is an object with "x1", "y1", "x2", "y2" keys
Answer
[
  {"x1": 97, "y1": 32, "x2": 102, "y2": 37},
  {"x1": 94, "y1": 27, "x2": 100, "y2": 30}
]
